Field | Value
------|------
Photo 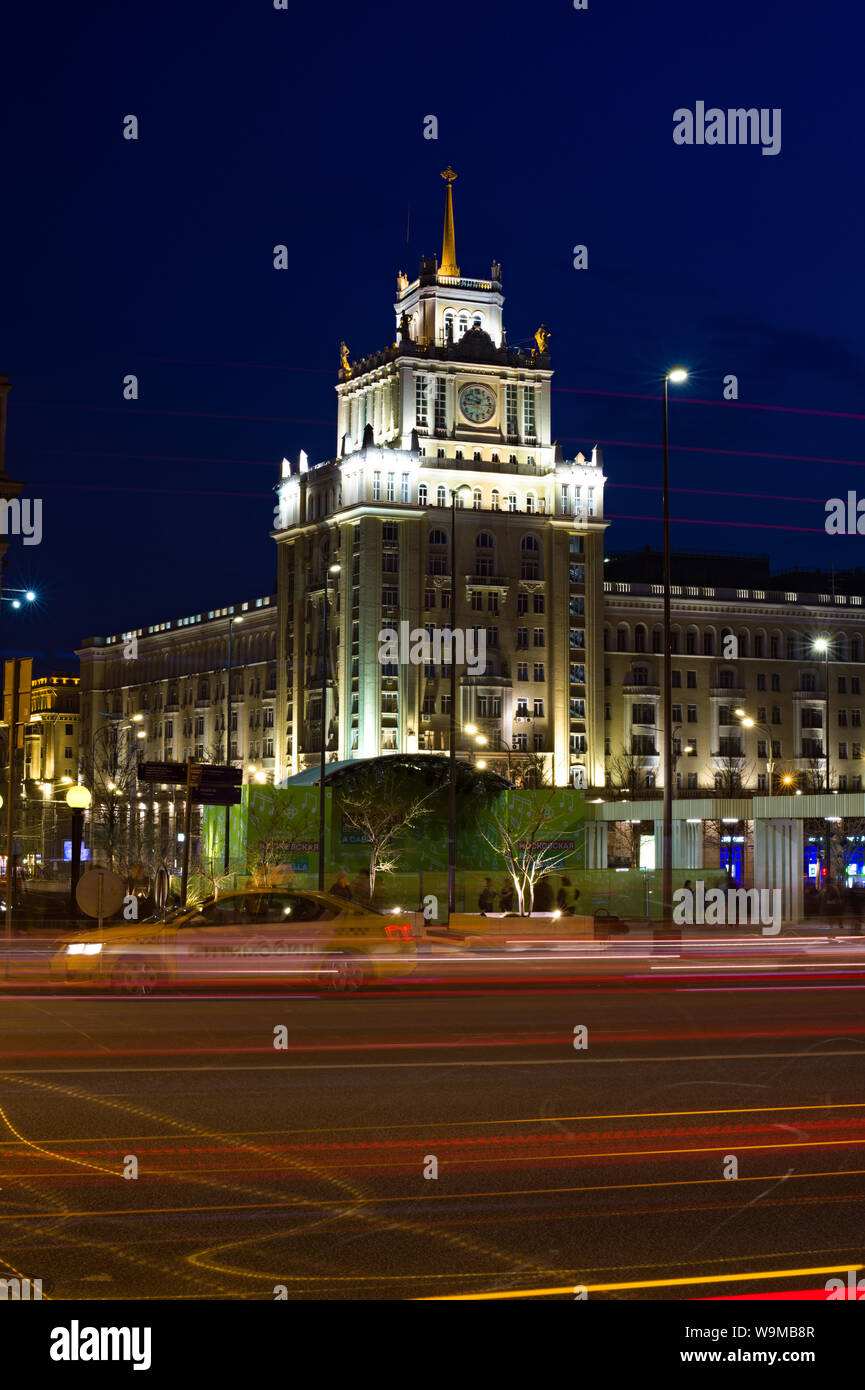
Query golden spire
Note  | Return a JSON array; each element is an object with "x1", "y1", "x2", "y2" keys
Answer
[{"x1": 440, "y1": 167, "x2": 459, "y2": 277}]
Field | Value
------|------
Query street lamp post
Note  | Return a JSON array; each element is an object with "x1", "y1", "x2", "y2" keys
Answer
[
  {"x1": 734, "y1": 709, "x2": 776, "y2": 792},
  {"x1": 318, "y1": 564, "x2": 340, "y2": 891},
  {"x1": 224, "y1": 615, "x2": 243, "y2": 872},
  {"x1": 813, "y1": 637, "x2": 832, "y2": 885},
  {"x1": 661, "y1": 367, "x2": 688, "y2": 924},
  {"x1": 448, "y1": 484, "x2": 472, "y2": 916}
]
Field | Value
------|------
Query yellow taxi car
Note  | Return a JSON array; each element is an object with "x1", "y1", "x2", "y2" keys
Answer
[{"x1": 51, "y1": 889, "x2": 419, "y2": 994}]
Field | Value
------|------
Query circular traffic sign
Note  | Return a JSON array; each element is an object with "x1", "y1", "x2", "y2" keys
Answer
[{"x1": 75, "y1": 867, "x2": 126, "y2": 919}]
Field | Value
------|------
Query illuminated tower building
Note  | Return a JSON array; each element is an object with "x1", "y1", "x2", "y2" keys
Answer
[{"x1": 273, "y1": 173, "x2": 608, "y2": 787}]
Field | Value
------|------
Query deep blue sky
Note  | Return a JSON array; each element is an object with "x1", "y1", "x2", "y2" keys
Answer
[{"x1": 2, "y1": 0, "x2": 863, "y2": 668}]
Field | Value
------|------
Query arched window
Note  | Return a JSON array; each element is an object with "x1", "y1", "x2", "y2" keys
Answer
[
  {"x1": 428, "y1": 529, "x2": 448, "y2": 576},
  {"x1": 853, "y1": 636, "x2": 862, "y2": 663},
  {"x1": 443, "y1": 311, "x2": 454, "y2": 341},
  {"x1": 634, "y1": 624, "x2": 647, "y2": 653},
  {"x1": 508, "y1": 493, "x2": 518, "y2": 512},
  {"x1": 418, "y1": 483, "x2": 428, "y2": 505},
  {"x1": 526, "y1": 492, "x2": 536, "y2": 513},
  {"x1": 521, "y1": 534, "x2": 539, "y2": 579},
  {"x1": 617, "y1": 626, "x2": 629, "y2": 652},
  {"x1": 491, "y1": 489, "x2": 500, "y2": 510},
  {"x1": 472, "y1": 487, "x2": 483, "y2": 509},
  {"x1": 476, "y1": 531, "x2": 495, "y2": 577},
  {"x1": 472, "y1": 314, "x2": 483, "y2": 329},
  {"x1": 458, "y1": 313, "x2": 468, "y2": 337},
  {"x1": 437, "y1": 484, "x2": 446, "y2": 506}
]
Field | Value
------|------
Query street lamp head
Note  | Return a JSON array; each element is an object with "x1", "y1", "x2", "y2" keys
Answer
[
  {"x1": 475, "y1": 734, "x2": 488, "y2": 745},
  {"x1": 476, "y1": 759, "x2": 486, "y2": 769},
  {"x1": 136, "y1": 730, "x2": 146, "y2": 739},
  {"x1": 231, "y1": 614, "x2": 243, "y2": 625},
  {"x1": 734, "y1": 707, "x2": 746, "y2": 717},
  {"x1": 465, "y1": 723, "x2": 477, "y2": 735},
  {"x1": 783, "y1": 776, "x2": 792, "y2": 784},
  {"x1": 329, "y1": 563, "x2": 341, "y2": 575},
  {"x1": 25, "y1": 591, "x2": 36, "y2": 602},
  {"x1": 11, "y1": 599, "x2": 20, "y2": 609},
  {"x1": 667, "y1": 367, "x2": 688, "y2": 384},
  {"x1": 65, "y1": 785, "x2": 91, "y2": 809},
  {"x1": 132, "y1": 714, "x2": 144, "y2": 722},
  {"x1": 742, "y1": 717, "x2": 755, "y2": 728},
  {"x1": 813, "y1": 638, "x2": 828, "y2": 653}
]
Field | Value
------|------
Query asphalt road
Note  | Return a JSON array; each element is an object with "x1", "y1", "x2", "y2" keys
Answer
[{"x1": 2, "y1": 963, "x2": 864, "y2": 1301}]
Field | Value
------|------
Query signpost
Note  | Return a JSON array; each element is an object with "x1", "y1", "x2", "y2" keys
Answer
[{"x1": 3, "y1": 657, "x2": 31, "y2": 958}]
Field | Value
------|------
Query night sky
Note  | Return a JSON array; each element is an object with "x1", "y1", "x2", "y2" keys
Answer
[{"x1": 2, "y1": 0, "x2": 863, "y2": 669}]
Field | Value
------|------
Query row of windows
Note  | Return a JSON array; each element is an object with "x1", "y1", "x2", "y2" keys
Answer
[
  {"x1": 618, "y1": 667, "x2": 864, "y2": 694},
  {"x1": 607, "y1": 625, "x2": 865, "y2": 661},
  {"x1": 605, "y1": 770, "x2": 865, "y2": 792},
  {"x1": 419, "y1": 484, "x2": 558, "y2": 513}
]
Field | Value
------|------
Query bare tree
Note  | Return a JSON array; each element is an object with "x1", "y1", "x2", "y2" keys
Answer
[
  {"x1": 472, "y1": 730, "x2": 551, "y2": 789},
  {"x1": 335, "y1": 765, "x2": 437, "y2": 902},
  {"x1": 81, "y1": 725, "x2": 139, "y2": 871},
  {"x1": 607, "y1": 746, "x2": 648, "y2": 867},
  {"x1": 478, "y1": 790, "x2": 578, "y2": 915}
]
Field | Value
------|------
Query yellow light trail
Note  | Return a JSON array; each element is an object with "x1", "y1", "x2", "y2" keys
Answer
[
  {"x1": 417, "y1": 1262, "x2": 864, "y2": 1300},
  {"x1": 0, "y1": 1099, "x2": 859, "y2": 1145},
  {"x1": 3, "y1": 1164, "x2": 865, "y2": 1220}
]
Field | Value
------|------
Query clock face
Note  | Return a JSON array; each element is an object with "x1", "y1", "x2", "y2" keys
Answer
[{"x1": 459, "y1": 383, "x2": 496, "y2": 424}]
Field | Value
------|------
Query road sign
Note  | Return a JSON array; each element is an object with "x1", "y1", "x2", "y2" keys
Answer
[
  {"x1": 75, "y1": 867, "x2": 126, "y2": 921},
  {"x1": 191, "y1": 786, "x2": 242, "y2": 806},
  {"x1": 188, "y1": 764, "x2": 239, "y2": 788},
  {"x1": 137, "y1": 761, "x2": 189, "y2": 785}
]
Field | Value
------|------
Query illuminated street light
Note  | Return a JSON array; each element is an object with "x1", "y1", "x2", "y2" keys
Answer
[
  {"x1": 318, "y1": 564, "x2": 342, "y2": 891},
  {"x1": 661, "y1": 365, "x2": 689, "y2": 925}
]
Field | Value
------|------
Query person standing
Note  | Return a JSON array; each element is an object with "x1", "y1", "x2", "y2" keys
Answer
[
  {"x1": 478, "y1": 878, "x2": 496, "y2": 913},
  {"x1": 329, "y1": 869, "x2": 352, "y2": 901}
]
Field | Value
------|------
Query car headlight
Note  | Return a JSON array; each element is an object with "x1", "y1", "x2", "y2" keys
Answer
[{"x1": 66, "y1": 943, "x2": 103, "y2": 956}]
